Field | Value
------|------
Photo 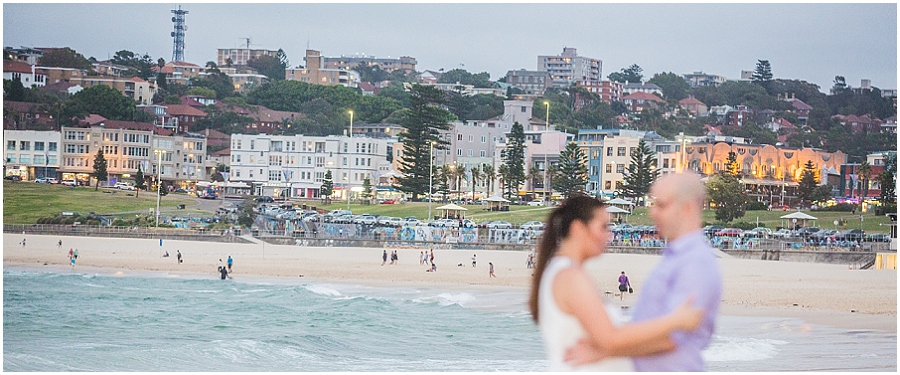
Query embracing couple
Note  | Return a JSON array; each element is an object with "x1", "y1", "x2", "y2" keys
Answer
[{"x1": 529, "y1": 173, "x2": 723, "y2": 371}]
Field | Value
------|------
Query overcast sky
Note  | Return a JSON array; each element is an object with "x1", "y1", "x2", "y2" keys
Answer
[{"x1": 4, "y1": 3, "x2": 897, "y2": 92}]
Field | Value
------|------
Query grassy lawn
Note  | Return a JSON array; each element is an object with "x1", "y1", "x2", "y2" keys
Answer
[
  {"x1": 3, "y1": 181, "x2": 195, "y2": 224},
  {"x1": 303, "y1": 200, "x2": 553, "y2": 225}
]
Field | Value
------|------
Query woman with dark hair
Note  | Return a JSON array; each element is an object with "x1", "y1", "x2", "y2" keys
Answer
[{"x1": 529, "y1": 195, "x2": 702, "y2": 371}]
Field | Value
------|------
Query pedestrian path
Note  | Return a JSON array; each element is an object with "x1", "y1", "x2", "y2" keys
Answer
[{"x1": 239, "y1": 235, "x2": 265, "y2": 245}]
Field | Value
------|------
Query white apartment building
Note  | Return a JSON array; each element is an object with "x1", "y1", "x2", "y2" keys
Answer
[
  {"x1": 228, "y1": 133, "x2": 391, "y2": 199},
  {"x1": 4, "y1": 130, "x2": 61, "y2": 180},
  {"x1": 537, "y1": 47, "x2": 602, "y2": 88}
]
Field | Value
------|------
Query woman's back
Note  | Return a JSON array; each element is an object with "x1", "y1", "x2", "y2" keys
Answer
[{"x1": 538, "y1": 256, "x2": 634, "y2": 371}]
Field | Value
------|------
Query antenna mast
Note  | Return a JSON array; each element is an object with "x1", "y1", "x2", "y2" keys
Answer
[{"x1": 170, "y1": 6, "x2": 189, "y2": 62}]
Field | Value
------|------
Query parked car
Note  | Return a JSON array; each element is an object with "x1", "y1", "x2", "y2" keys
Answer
[
  {"x1": 35, "y1": 177, "x2": 58, "y2": 184},
  {"x1": 772, "y1": 229, "x2": 793, "y2": 239},
  {"x1": 866, "y1": 233, "x2": 890, "y2": 242},
  {"x1": 328, "y1": 209, "x2": 353, "y2": 217},
  {"x1": 256, "y1": 196, "x2": 274, "y2": 203},
  {"x1": 794, "y1": 227, "x2": 821, "y2": 237},
  {"x1": 520, "y1": 221, "x2": 545, "y2": 230},
  {"x1": 429, "y1": 219, "x2": 459, "y2": 228},
  {"x1": 403, "y1": 217, "x2": 423, "y2": 226},
  {"x1": 60, "y1": 179, "x2": 77, "y2": 186},
  {"x1": 379, "y1": 198, "x2": 396, "y2": 204},
  {"x1": 175, "y1": 188, "x2": 189, "y2": 193},
  {"x1": 114, "y1": 182, "x2": 135, "y2": 190},
  {"x1": 703, "y1": 225, "x2": 724, "y2": 236},
  {"x1": 613, "y1": 223, "x2": 635, "y2": 233},
  {"x1": 387, "y1": 217, "x2": 405, "y2": 226},
  {"x1": 527, "y1": 200, "x2": 545, "y2": 207},
  {"x1": 4, "y1": 175, "x2": 22, "y2": 181},
  {"x1": 354, "y1": 214, "x2": 378, "y2": 225},
  {"x1": 715, "y1": 228, "x2": 743, "y2": 237},
  {"x1": 742, "y1": 227, "x2": 773, "y2": 238},
  {"x1": 834, "y1": 229, "x2": 865, "y2": 242},
  {"x1": 810, "y1": 229, "x2": 837, "y2": 242},
  {"x1": 483, "y1": 220, "x2": 513, "y2": 229}
]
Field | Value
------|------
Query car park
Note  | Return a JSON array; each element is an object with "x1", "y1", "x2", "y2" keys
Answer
[
  {"x1": 4, "y1": 175, "x2": 22, "y2": 181},
  {"x1": 794, "y1": 227, "x2": 820, "y2": 237},
  {"x1": 834, "y1": 229, "x2": 865, "y2": 242},
  {"x1": 356, "y1": 214, "x2": 380, "y2": 225},
  {"x1": 520, "y1": 221, "x2": 545, "y2": 230},
  {"x1": 403, "y1": 217, "x2": 423, "y2": 226},
  {"x1": 810, "y1": 229, "x2": 837, "y2": 242}
]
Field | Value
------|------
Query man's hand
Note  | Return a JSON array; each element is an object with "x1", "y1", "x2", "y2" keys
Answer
[{"x1": 564, "y1": 338, "x2": 608, "y2": 366}]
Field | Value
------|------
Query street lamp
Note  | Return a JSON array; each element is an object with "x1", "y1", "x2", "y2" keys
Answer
[
  {"x1": 347, "y1": 109, "x2": 353, "y2": 211},
  {"x1": 428, "y1": 140, "x2": 435, "y2": 220},
  {"x1": 543, "y1": 101, "x2": 550, "y2": 204},
  {"x1": 154, "y1": 150, "x2": 166, "y2": 228}
]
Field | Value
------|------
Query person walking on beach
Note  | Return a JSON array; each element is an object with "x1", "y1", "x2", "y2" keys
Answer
[
  {"x1": 382, "y1": 250, "x2": 388, "y2": 266},
  {"x1": 420, "y1": 251, "x2": 425, "y2": 265},
  {"x1": 58, "y1": 239, "x2": 63, "y2": 249},
  {"x1": 21, "y1": 238, "x2": 26, "y2": 247},
  {"x1": 618, "y1": 271, "x2": 632, "y2": 302},
  {"x1": 472, "y1": 254, "x2": 477, "y2": 267},
  {"x1": 218, "y1": 259, "x2": 224, "y2": 273},
  {"x1": 488, "y1": 262, "x2": 495, "y2": 278},
  {"x1": 73, "y1": 249, "x2": 78, "y2": 261},
  {"x1": 68, "y1": 248, "x2": 74, "y2": 261},
  {"x1": 177, "y1": 250, "x2": 182, "y2": 264},
  {"x1": 70, "y1": 254, "x2": 76, "y2": 268},
  {"x1": 530, "y1": 195, "x2": 703, "y2": 371},
  {"x1": 227, "y1": 256, "x2": 233, "y2": 272},
  {"x1": 566, "y1": 173, "x2": 722, "y2": 371}
]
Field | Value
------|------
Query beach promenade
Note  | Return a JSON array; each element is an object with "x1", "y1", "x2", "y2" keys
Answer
[{"x1": 4, "y1": 233, "x2": 895, "y2": 333}]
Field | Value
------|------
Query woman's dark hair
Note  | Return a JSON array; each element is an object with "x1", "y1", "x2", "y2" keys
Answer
[{"x1": 528, "y1": 195, "x2": 605, "y2": 323}]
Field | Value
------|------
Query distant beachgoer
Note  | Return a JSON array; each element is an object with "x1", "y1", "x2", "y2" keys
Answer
[
  {"x1": 489, "y1": 262, "x2": 495, "y2": 278},
  {"x1": 618, "y1": 271, "x2": 632, "y2": 301},
  {"x1": 390, "y1": 250, "x2": 398, "y2": 265},
  {"x1": 68, "y1": 248, "x2": 74, "y2": 260},
  {"x1": 472, "y1": 254, "x2": 477, "y2": 267},
  {"x1": 419, "y1": 251, "x2": 425, "y2": 265},
  {"x1": 220, "y1": 265, "x2": 228, "y2": 280},
  {"x1": 430, "y1": 262, "x2": 436, "y2": 272},
  {"x1": 382, "y1": 250, "x2": 388, "y2": 266},
  {"x1": 73, "y1": 249, "x2": 78, "y2": 260},
  {"x1": 177, "y1": 250, "x2": 182, "y2": 264},
  {"x1": 21, "y1": 238, "x2": 25, "y2": 247},
  {"x1": 430, "y1": 250, "x2": 435, "y2": 263},
  {"x1": 227, "y1": 256, "x2": 233, "y2": 271},
  {"x1": 218, "y1": 259, "x2": 223, "y2": 272},
  {"x1": 163, "y1": 251, "x2": 169, "y2": 258},
  {"x1": 70, "y1": 256, "x2": 76, "y2": 268},
  {"x1": 58, "y1": 239, "x2": 63, "y2": 249}
]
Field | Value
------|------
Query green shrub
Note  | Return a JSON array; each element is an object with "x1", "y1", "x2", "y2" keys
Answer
[{"x1": 746, "y1": 201, "x2": 769, "y2": 211}]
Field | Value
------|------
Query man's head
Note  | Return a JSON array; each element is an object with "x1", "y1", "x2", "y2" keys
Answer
[{"x1": 649, "y1": 172, "x2": 706, "y2": 240}]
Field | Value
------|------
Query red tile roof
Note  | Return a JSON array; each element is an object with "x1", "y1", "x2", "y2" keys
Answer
[
  {"x1": 164, "y1": 104, "x2": 207, "y2": 117},
  {"x1": 211, "y1": 147, "x2": 231, "y2": 157},
  {"x1": 200, "y1": 128, "x2": 230, "y2": 139},
  {"x1": 679, "y1": 96, "x2": 706, "y2": 106},
  {"x1": 97, "y1": 120, "x2": 172, "y2": 136},
  {"x1": 791, "y1": 98, "x2": 812, "y2": 111},
  {"x1": 79, "y1": 114, "x2": 108, "y2": 126},
  {"x1": 3, "y1": 60, "x2": 39, "y2": 74},
  {"x1": 623, "y1": 91, "x2": 664, "y2": 102}
]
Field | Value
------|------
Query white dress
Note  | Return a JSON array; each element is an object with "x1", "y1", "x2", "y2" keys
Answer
[{"x1": 539, "y1": 256, "x2": 634, "y2": 372}]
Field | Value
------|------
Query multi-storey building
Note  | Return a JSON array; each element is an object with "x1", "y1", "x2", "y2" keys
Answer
[
  {"x1": 505, "y1": 69, "x2": 552, "y2": 96},
  {"x1": 3, "y1": 60, "x2": 47, "y2": 88},
  {"x1": 216, "y1": 47, "x2": 278, "y2": 67},
  {"x1": 3, "y1": 130, "x2": 61, "y2": 180},
  {"x1": 58, "y1": 122, "x2": 208, "y2": 188},
  {"x1": 228, "y1": 133, "x2": 391, "y2": 199},
  {"x1": 323, "y1": 54, "x2": 417, "y2": 72},
  {"x1": 285, "y1": 49, "x2": 359, "y2": 88},
  {"x1": 67, "y1": 76, "x2": 156, "y2": 105},
  {"x1": 576, "y1": 80, "x2": 623, "y2": 103},
  {"x1": 622, "y1": 92, "x2": 665, "y2": 112},
  {"x1": 682, "y1": 71, "x2": 726, "y2": 88},
  {"x1": 153, "y1": 61, "x2": 204, "y2": 86},
  {"x1": 537, "y1": 47, "x2": 602, "y2": 88},
  {"x1": 622, "y1": 82, "x2": 663, "y2": 96}
]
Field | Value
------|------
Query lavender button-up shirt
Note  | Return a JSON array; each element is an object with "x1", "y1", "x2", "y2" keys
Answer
[{"x1": 631, "y1": 230, "x2": 722, "y2": 372}]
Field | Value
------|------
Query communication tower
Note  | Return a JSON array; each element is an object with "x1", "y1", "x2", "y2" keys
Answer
[{"x1": 170, "y1": 6, "x2": 188, "y2": 62}]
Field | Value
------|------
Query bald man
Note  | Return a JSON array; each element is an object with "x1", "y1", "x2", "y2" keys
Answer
[{"x1": 630, "y1": 172, "x2": 723, "y2": 371}]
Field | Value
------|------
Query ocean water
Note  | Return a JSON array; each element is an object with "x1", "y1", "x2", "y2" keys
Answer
[{"x1": 4, "y1": 268, "x2": 896, "y2": 372}]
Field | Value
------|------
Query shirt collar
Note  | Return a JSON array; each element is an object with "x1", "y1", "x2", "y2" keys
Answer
[{"x1": 662, "y1": 230, "x2": 706, "y2": 256}]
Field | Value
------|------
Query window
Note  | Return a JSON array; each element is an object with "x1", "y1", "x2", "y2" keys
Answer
[
  {"x1": 457, "y1": 134, "x2": 463, "y2": 141},
  {"x1": 7, "y1": 141, "x2": 15, "y2": 150},
  {"x1": 521, "y1": 106, "x2": 527, "y2": 112},
  {"x1": 630, "y1": 147, "x2": 637, "y2": 156},
  {"x1": 615, "y1": 181, "x2": 624, "y2": 190},
  {"x1": 250, "y1": 140, "x2": 255, "y2": 150},
  {"x1": 607, "y1": 147, "x2": 613, "y2": 156},
  {"x1": 467, "y1": 149, "x2": 473, "y2": 157},
  {"x1": 606, "y1": 164, "x2": 612, "y2": 173},
  {"x1": 20, "y1": 141, "x2": 30, "y2": 151},
  {"x1": 19, "y1": 154, "x2": 30, "y2": 163},
  {"x1": 49, "y1": 142, "x2": 57, "y2": 152},
  {"x1": 591, "y1": 166, "x2": 599, "y2": 176},
  {"x1": 617, "y1": 147, "x2": 626, "y2": 156},
  {"x1": 605, "y1": 181, "x2": 611, "y2": 190},
  {"x1": 481, "y1": 136, "x2": 487, "y2": 143},
  {"x1": 468, "y1": 135, "x2": 474, "y2": 142},
  {"x1": 616, "y1": 164, "x2": 625, "y2": 174},
  {"x1": 315, "y1": 156, "x2": 325, "y2": 167},
  {"x1": 480, "y1": 150, "x2": 486, "y2": 157},
  {"x1": 663, "y1": 159, "x2": 669, "y2": 168},
  {"x1": 457, "y1": 148, "x2": 462, "y2": 156},
  {"x1": 268, "y1": 170, "x2": 281, "y2": 181},
  {"x1": 34, "y1": 142, "x2": 44, "y2": 151}
]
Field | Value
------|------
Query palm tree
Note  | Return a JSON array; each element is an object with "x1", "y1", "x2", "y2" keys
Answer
[
  {"x1": 455, "y1": 165, "x2": 467, "y2": 201},
  {"x1": 470, "y1": 167, "x2": 482, "y2": 201},
  {"x1": 482, "y1": 164, "x2": 495, "y2": 197},
  {"x1": 498, "y1": 164, "x2": 510, "y2": 200},
  {"x1": 858, "y1": 161, "x2": 872, "y2": 199},
  {"x1": 527, "y1": 165, "x2": 541, "y2": 202}
]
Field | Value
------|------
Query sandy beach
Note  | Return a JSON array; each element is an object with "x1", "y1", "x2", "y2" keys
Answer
[{"x1": 4, "y1": 233, "x2": 896, "y2": 333}]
